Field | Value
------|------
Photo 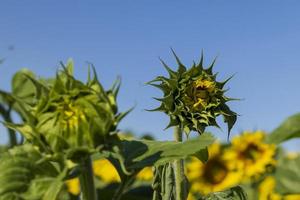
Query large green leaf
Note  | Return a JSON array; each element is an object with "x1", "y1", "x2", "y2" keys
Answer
[
  {"x1": 100, "y1": 133, "x2": 214, "y2": 185},
  {"x1": 0, "y1": 144, "x2": 69, "y2": 200},
  {"x1": 108, "y1": 133, "x2": 214, "y2": 172},
  {"x1": 267, "y1": 113, "x2": 300, "y2": 144},
  {"x1": 274, "y1": 155, "x2": 300, "y2": 194}
]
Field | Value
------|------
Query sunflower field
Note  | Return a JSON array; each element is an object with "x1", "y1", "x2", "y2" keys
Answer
[{"x1": 0, "y1": 54, "x2": 299, "y2": 200}]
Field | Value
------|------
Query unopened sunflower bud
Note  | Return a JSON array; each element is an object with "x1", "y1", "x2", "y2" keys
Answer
[
  {"x1": 148, "y1": 51, "x2": 237, "y2": 136},
  {"x1": 10, "y1": 60, "x2": 129, "y2": 154}
]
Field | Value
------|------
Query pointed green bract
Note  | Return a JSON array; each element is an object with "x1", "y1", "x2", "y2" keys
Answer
[
  {"x1": 7, "y1": 60, "x2": 129, "y2": 155},
  {"x1": 148, "y1": 52, "x2": 237, "y2": 136}
]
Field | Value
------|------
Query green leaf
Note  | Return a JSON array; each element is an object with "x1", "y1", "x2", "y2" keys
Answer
[
  {"x1": 104, "y1": 133, "x2": 214, "y2": 179},
  {"x1": 274, "y1": 155, "x2": 300, "y2": 194},
  {"x1": 129, "y1": 133, "x2": 213, "y2": 169},
  {"x1": 202, "y1": 186, "x2": 248, "y2": 200},
  {"x1": 11, "y1": 69, "x2": 36, "y2": 104},
  {"x1": 193, "y1": 147, "x2": 209, "y2": 163},
  {"x1": 267, "y1": 113, "x2": 300, "y2": 144},
  {"x1": 0, "y1": 144, "x2": 70, "y2": 200}
]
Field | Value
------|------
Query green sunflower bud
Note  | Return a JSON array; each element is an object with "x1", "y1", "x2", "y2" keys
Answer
[
  {"x1": 148, "y1": 51, "x2": 237, "y2": 136},
  {"x1": 8, "y1": 60, "x2": 129, "y2": 154}
]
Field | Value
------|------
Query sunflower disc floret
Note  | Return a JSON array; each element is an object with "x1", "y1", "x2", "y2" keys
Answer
[{"x1": 148, "y1": 51, "x2": 237, "y2": 135}]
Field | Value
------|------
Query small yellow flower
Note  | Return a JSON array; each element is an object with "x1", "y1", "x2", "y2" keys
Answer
[
  {"x1": 93, "y1": 159, "x2": 121, "y2": 183},
  {"x1": 65, "y1": 178, "x2": 80, "y2": 196},
  {"x1": 136, "y1": 167, "x2": 153, "y2": 181},
  {"x1": 187, "y1": 143, "x2": 242, "y2": 195},
  {"x1": 226, "y1": 131, "x2": 276, "y2": 180}
]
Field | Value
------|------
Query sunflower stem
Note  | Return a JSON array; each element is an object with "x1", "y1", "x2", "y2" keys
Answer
[
  {"x1": 173, "y1": 126, "x2": 187, "y2": 200},
  {"x1": 79, "y1": 156, "x2": 97, "y2": 200}
]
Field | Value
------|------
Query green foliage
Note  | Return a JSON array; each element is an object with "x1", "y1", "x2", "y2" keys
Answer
[
  {"x1": 201, "y1": 186, "x2": 248, "y2": 200},
  {"x1": 0, "y1": 144, "x2": 69, "y2": 200},
  {"x1": 1, "y1": 56, "x2": 300, "y2": 200},
  {"x1": 11, "y1": 69, "x2": 36, "y2": 106},
  {"x1": 103, "y1": 133, "x2": 214, "y2": 179},
  {"x1": 274, "y1": 155, "x2": 300, "y2": 194},
  {"x1": 152, "y1": 163, "x2": 175, "y2": 200},
  {"x1": 148, "y1": 51, "x2": 237, "y2": 136},
  {"x1": 4, "y1": 60, "x2": 129, "y2": 156},
  {"x1": 267, "y1": 113, "x2": 300, "y2": 144},
  {"x1": 0, "y1": 69, "x2": 36, "y2": 121},
  {"x1": 92, "y1": 133, "x2": 214, "y2": 199}
]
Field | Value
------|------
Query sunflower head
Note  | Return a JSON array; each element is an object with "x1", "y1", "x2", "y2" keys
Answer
[
  {"x1": 148, "y1": 51, "x2": 237, "y2": 135},
  {"x1": 187, "y1": 143, "x2": 242, "y2": 195},
  {"x1": 11, "y1": 60, "x2": 128, "y2": 155},
  {"x1": 226, "y1": 131, "x2": 276, "y2": 180}
]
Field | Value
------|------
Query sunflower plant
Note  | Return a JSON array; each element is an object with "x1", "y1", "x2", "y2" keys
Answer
[
  {"x1": 0, "y1": 58, "x2": 214, "y2": 200},
  {"x1": 148, "y1": 51, "x2": 237, "y2": 135},
  {"x1": 148, "y1": 51, "x2": 238, "y2": 200},
  {"x1": 0, "y1": 52, "x2": 299, "y2": 200}
]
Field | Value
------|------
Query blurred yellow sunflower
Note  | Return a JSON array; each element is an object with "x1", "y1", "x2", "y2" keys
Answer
[
  {"x1": 259, "y1": 176, "x2": 300, "y2": 200},
  {"x1": 186, "y1": 143, "x2": 242, "y2": 195},
  {"x1": 259, "y1": 176, "x2": 281, "y2": 200},
  {"x1": 65, "y1": 178, "x2": 80, "y2": 196},
  {"x1": 136, "y1": 167, "x2": 153, "y2": 181},
  {"x1": 93, "y1": 159, "x2": 121, "y2": 183},
  {"x1": 226, "y1": 131, "x2": 276, "y2": 180}
]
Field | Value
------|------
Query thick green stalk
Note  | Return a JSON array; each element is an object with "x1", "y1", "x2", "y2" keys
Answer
[
  {"x1": 173, "y1": 126, "x2": 187, "y2": 200},
  {"x1": 79, "y1": 157, "x2": 97, "y2": 200}
]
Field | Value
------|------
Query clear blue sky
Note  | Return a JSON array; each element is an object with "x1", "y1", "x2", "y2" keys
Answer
[{"x1": 0, "y1": 1, "x2": 299, "y2": 150}]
